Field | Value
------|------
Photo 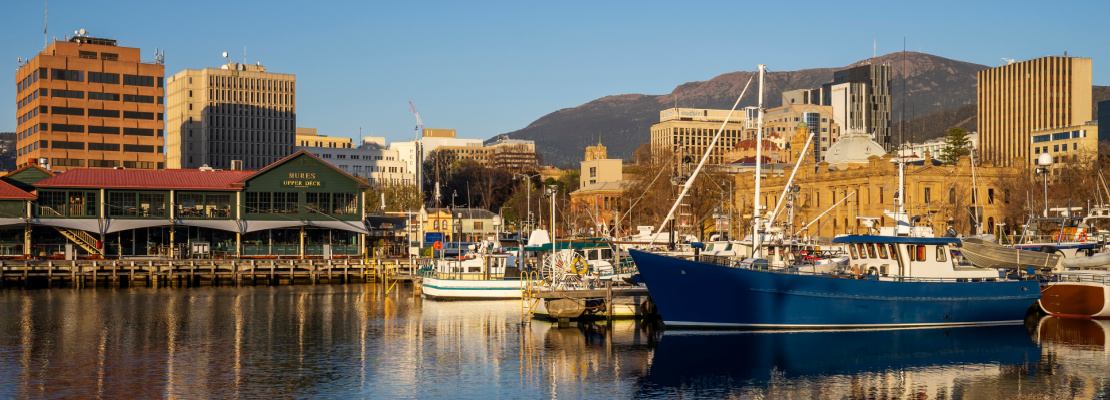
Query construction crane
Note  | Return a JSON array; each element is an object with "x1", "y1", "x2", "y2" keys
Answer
[{"x1": 409, "y1": 101, "x2": 425, "y2": 137}]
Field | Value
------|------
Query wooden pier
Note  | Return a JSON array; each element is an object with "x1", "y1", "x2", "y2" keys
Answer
[{"x1": 0, "y1": 258, "x2": 421, "y2": 289}]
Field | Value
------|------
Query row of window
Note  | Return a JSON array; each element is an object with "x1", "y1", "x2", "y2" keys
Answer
[
  {"x1": 1032, "y1": 130, "x2": 1087, "y2": 143},
  {"x1": 42, "y1": 159, "x2": 162, "y2": 169},
  {"x1": 16, "y1": 69, "x2": 42, "y2": 93},
  {"x1": 17, "y1": 89, "x2": 41, "y2": 109},
  {"x1": 244, "y1": 192, "x2": 358, "y2": 215},
  {"x1": 206, "y1": 75, "x2": 294, "y2": 92},
  {"x1": 25, "y1": 123, "x2": 164, "y2": 137},
  {"x1": 44, "y1": 140, "x2": 161, "y2": 153},
  {"x1": 1035, "y1": 143, "x2": 1079, "y2": 154}
]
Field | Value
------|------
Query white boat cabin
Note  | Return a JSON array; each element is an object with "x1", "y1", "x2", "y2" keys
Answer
[{"x1": 834, "y1": 235, "x2": 1001, "y2": 281}]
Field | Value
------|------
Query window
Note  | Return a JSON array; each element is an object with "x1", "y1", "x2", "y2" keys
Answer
[
  {"x1": 888, "y1": 244, "x2": 898, "y2": 261},
  {"x1": 273, "y1": 192, "x2": 298, "y2": 213},
  {"x1": 936, "y1": 246, "x2": 948, "y2": 262},
  {"x1": 51, "y1": 89, "x2": 84, "y2": 99},
  {"x1": 123, "y1": 144, "x2": 154, "y2": 153},
  {"x1": 246, "y1": 192, "x2": 272, "y2": 213},
  {"x1": 123, "y1": 128, "x2": 154, "y2": 136},
  {"x1": 123, "y1": 111, "x2": 155, "y2": 120},
  {"x1": 923, "y1": 187, "x2": 931, "y2": 203},
  {"x1": 433, "y1": 220, "x2": 439, "y2": 229},
  {"x1": 88, "y1": 72, "x2": 120, "y2": 84},
  {"x1": 88, "y1": 143, "x2": 120, "y2": 151},
  {"x1": 51, "y1": 141, "x2": 84, "y2": 150},
  {"x1": 88, "y1": 92, "x2": 120, "y2": 101},
  {"x1": 52, "y1": 107, "x2": 84, "y2": 116},
  {"x1": 877, "y1": 243, "x2": 888, "y2": 259},
  {"x1": 89, "y1": 126, "x2": 121, "y2": 134},
  {"x1": 865, "y1": 243, "x2": 876, "y2": 258},
  {"x1": 123, "y1": 94, "x2": 154, "y2": 103},
  {"x1": 88, "y1": 159, "x2": 119, "y2": 168},
  {"x1": 51, "y1": 69, "x2": 84, "y2": 82},
  {"x1": 123, "y1": 74, "x2": 155, "y2": 87},
  {"x1": 590, "y1": 167, "x2": 596, "y2": 177},
  {"x1": 101, "y1": 53, "x2": 118, "y2": 61},
  {"x1": 473, "y1": 221, "x2": 484, "y2": 230},
  {"x1": 52, "y1": 124, "x2": 84, "y2": 133}
]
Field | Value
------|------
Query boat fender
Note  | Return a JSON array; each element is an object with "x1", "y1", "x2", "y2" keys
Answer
[
  {"x1": 850, "y1": 265, "x2": 860, "y2": 275},
  {"x1": 867, "y1": 267, "x2": 879, "y2": 276}
]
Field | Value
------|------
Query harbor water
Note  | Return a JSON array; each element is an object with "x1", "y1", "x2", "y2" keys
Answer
[{"x1": 0, "y1": 283, "x2": 1108, "y2": 399}]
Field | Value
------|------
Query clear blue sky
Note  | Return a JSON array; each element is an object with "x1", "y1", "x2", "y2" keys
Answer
[{"x1": 4, "y1": 0, "x2": 1107, "y2": 144}]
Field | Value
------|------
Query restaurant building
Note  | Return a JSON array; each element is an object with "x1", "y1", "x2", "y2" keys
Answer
[{"x1": 10, "y1": 150, "x2": 371, "y2": 259}]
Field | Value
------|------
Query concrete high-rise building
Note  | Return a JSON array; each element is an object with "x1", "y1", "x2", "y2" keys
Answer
[
  {"x1": 14, "y1": 33, "x2": 166, "y2": 171},
  {"x1": 165, "y1": 62, "x2": 295, "y2": 170},
  {"x1": 785, "y1": 64, "x2": 891, "y2": 151},
  {"x1": 824, "y1": 64, "x2": 892, "y2": 151},
  {"x1": 978, "y1": 56, "x2": 1093, "y2": 167}
]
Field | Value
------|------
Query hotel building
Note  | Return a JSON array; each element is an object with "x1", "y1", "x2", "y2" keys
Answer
[
  {"x1": 978, "y1": 56, "x2": 1093, "y2": 166},
  {"x1": 14, "y1": 33, "x2": 166, "y2": 171},
  {"x1": 165, "y1": 62, "x2": 296, "y2": 170},
  {"x1": 650, "y1": 108, "x2": 749, "y2": 176}
]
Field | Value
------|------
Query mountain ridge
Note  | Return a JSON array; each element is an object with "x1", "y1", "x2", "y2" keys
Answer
[{"x1": 499, "y1": 51, "x2": 988, "y2": 166}]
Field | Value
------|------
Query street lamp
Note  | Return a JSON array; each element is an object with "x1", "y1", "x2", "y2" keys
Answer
[
  {"x1": 452, "y1": 190, "x2": 458, "y2": 209},
  {"x1": 1037, "y1": 153, "x2": 1053, "y2": 218}
]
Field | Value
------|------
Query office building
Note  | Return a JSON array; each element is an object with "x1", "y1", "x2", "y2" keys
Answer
[
  {"x1": 784, "y1": 64, "x2": 892, "y2": 152},
  {"x1": 296, "y1": 134, "x2": 414, "y2": 186},
  {"x1": 165, "y1": 62, "x2": 295, "y2": 170},
  {"x1": 296, "y1": 127, "x2": 352, "y2": 148},
  {"x1": 14, "y1": 33, "x2": 166, "y2": 171},
  {"x1": 650, "y1": 108, "x2": 748, "y2": 176},
  {"x1": 484, "y1": 137, "x2": 539, "y2": 169},
  {"x1": 978, "y1": 56, "x2": 1092, "y2": 166}
]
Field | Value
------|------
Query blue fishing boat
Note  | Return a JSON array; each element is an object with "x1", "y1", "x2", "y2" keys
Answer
[{"x1": 630, "y1": 235, "x2": 1041, "y2": 328}]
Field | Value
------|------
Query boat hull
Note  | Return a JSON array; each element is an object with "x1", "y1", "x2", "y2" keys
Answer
[
  {"x1": 1039, "y1": 282, "x2": 1110, "y2": 319},
  {"x1": 421, "y1": 277, "x2": 523, "y2": 300},
  {"x1": 630, "y1": 249, "x2": 1041, "y2": 328}
]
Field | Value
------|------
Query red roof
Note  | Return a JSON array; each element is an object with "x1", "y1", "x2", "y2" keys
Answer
[
  {"x1": 0, "y1": 179, "x2": 35, "y2": 200},
  {"x1": 36, "y1": 169, "x2": 258, "y2": 190}
]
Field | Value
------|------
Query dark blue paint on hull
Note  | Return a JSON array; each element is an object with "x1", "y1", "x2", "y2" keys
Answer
[
  {"x1": 630, "y1": 249, "x2": 1041, "y2": 328},
  {"x1": 641, "y1": 324, "x2": 1039, "y2": 390}
]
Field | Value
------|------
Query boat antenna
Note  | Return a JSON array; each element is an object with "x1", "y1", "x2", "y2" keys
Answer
[{"x1": 648, "y1": 74, "x2": 755, "y2": 246}]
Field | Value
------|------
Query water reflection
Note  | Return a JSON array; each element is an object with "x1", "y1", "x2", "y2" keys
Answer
[{"x1": 3, "y1": 285, "x2": 1110, "y2": 398}]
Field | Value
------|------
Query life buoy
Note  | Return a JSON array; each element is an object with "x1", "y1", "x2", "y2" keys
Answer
[
  {"x1": 1053, "y1": 232, "x2": 1062, "y2": 241},
  {"x1": 1080, "y1": 231, "x2": 1088, "y2": 242},
  {"x1": 571, "y1": 257, "x2": 589, "y2": 275}
]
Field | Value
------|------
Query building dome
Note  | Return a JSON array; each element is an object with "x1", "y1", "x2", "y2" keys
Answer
[{"x1": 824, "y1": 129, "x2": 886, "y2": 165}]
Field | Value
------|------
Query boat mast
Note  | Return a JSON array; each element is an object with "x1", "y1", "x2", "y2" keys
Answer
[
  {"x1": 648, "y1": 75, "x2": 754, "y2": 246},
  {"x1": 970, "y1": 148, "x2": 982, "y2": 235},
  {"x1": 753, "y1": 64, "x2": 765, "y2": 257}
]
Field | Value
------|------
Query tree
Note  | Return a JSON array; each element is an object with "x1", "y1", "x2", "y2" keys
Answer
[
  {"x1": 365, "y1": 181, "x2": 423, "y2": 212},
  {"x1": 938, "y1": 128, "x2": 971, "y2": 165}
]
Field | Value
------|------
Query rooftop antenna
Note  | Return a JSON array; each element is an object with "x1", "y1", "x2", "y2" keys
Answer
[
  {"x1": 44, "y1": 1, "x2": 47, "y2": 50},
  {"x1": 222, "y1": 51, "x2": 232, "y2": 67},
  {"x1": 243, "y1": 45, "x2": 246, "y2": 64},
  {"x1": 873, "y1": 39, "x2": 876, "y2": 58}
]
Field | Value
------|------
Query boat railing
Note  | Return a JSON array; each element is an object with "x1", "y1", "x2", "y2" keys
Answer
[
  {"x1": 697, "y1": 254, "x2": 1031, "y2": 283},
  {"x1": 1054, "y1": 272, "x2": 1110, "y2": 285}
]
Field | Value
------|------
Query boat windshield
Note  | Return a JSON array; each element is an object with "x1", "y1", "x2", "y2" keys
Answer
[{"x1": 1083, "y1": 216, "x2": 1110, "y2": 232}]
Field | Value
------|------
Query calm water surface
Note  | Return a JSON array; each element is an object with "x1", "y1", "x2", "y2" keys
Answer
[{"x1": 0, "y1": 284, "x2": 1108, "y2": 399}]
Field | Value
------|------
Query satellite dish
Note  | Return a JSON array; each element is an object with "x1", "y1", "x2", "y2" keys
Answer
[
  {"x1": 79, "y1": 28, "x2": 86, "y2": 36},
  {"x1": 222, "y1": 51, "x2": 229, "y2": 58}
]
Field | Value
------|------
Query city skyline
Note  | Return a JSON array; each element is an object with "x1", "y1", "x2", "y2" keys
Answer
[{"x1": 4, "y1": 0, "x2": 1108, "y2": 146}]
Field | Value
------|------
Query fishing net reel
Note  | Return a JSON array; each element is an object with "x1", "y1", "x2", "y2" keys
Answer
[{"x1": 540, "y1": 249, "x2": 590, "y2": 290}]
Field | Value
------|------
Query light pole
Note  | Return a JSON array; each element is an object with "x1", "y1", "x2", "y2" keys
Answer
[
  {"x1": 546, "y1": 185, "x2": 558, "y2": 239},
  {"x1": 513, "y1": 173, "x2": 540, "y2": 235},
  {"x1": 1037, "y1": 153, "x2": 1053, "y2": 218},
  {"x1": 451, "y1": 190, "x2": 458, "y2": 210}
]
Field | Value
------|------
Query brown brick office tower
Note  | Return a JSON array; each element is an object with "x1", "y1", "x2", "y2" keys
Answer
[{"x1": 15, "y1": 33, "x2": 166, "y2": 172}]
